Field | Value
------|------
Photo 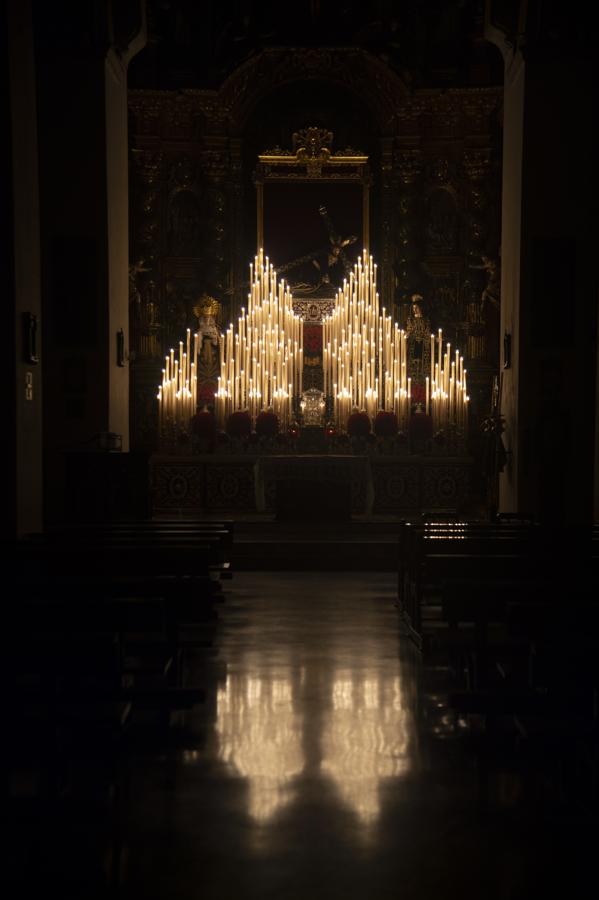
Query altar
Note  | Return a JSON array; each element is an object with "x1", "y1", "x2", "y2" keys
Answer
[
  {"x1": 254, "y1": 455, "x2": 374, "y2": 517},
  {"x1": 150, "y1": 453, "x2": 472, "y2": 516},
  {"x1": 153, "y1": 193, "x2": 473, "y2": 520}
]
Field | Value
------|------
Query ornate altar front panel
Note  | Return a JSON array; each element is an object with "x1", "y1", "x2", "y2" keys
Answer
[
  {"x1": 151, "y1": 454, "x2": 472, "y2": 515},
  {"x1": 254, "y1": 455, "x2": 374, "y2": 515}
]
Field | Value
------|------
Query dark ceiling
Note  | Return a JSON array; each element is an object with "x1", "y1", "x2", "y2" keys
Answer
[{"x1": 128, "y1": 0, "x2": 505, "y2": 90}]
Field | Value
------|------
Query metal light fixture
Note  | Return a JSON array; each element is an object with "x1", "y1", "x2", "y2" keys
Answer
[
  {"x1": 503, "y1": 331, "x2": 511, "y2": 369},
  {"x1": 116, "y1": 328, "x2": 126, "y2": 366},
  {"x1": 23, "y1": 312, "x2": 39, "y2": 364}
]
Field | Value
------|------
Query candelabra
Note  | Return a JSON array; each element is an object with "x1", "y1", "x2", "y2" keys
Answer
[
  {"x1": 157, "y1": 329, "x2": 199, "y2": 441},
  {"x1": 323, "y1": 250, "x2": 469, "y2": 433},
  {"x1": 427, "y1": 328, "x2": 469, "y2": 433},
  {"x1": 214, "y1": 249, "x2": 304, "y2": 431}
]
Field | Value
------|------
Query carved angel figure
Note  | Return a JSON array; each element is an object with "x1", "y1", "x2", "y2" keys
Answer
[{"x1": 469, "y1": 255, "x2": 500, "y2": 310}]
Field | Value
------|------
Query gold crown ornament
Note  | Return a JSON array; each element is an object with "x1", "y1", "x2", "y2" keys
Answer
[{"x1": 193, "y1": 293, "x2": 221, "y2": 320}]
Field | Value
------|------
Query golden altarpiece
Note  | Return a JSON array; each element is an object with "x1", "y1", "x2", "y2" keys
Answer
[
  {"x1": 128, "y1": 48, "x2": 501, "y2": 514},
  {"x1": 255, "y1": 126, "x2": 369, "y2": 395}
]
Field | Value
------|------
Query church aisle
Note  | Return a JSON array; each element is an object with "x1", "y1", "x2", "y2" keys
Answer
[{"x1": 121, "y1": 572, "x2": 576, "y2": 900}]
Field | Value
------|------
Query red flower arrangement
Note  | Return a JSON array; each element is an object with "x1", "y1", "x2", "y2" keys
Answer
[
  {"x1": 191, "y1": 410, "x2": 216, "y2": 439},
  {"x1": 226, "y1": 411, "x2": 252, "y2": 438},
  {"x1": 374, "y1": 411, "x2": 398, "y2": 437},
  {"x1": 347, "y1": 411, "x2": 371, "y2": 437},
  {"x1": 256, "y1": 411, "x2": 279, "y2": 437},
  {"x1": 409, "y1": 412, "x2": 433, "y2": 440}
]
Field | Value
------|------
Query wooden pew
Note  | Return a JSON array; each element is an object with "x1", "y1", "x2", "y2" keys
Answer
[
  {"x1": 5, "y1": 518, "x2": 233, "y2": 890},
  {"x1": 403, "y1": 520, "x2": 599, "y2": 816},
  {"x1": 398, "y1": 520, "x2": 599, "y2": 645},
  {"x1": 6, "y1": 523, "x2": 228, "y2": 706}
]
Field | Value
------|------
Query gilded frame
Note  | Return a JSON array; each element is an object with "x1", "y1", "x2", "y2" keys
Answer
[{"x1": 254, "y1": 127, "x2": 370, "y2": 258}]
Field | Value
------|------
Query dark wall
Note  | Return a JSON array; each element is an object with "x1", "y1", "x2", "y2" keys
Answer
[
  {"x1": 3, "y1": 0, "x2": 17, "y2": 539},
  {"x1": 6, "y1": 0, "x2": 44, "y2": 538},
  {"x1": 518, "y1": 59, "x2": 596, "y2": 523}
]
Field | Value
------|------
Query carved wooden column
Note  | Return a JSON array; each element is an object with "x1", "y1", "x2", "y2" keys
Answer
[
  {"x1": 129, "y1": 148, "x2": 164, "y2": 450},
  {"x1": 34, "y1": 4, "x2": 146, "y2": 523},
  {"x1": 228, "y1": 137, "x2": 245, "y2": 323},
  {"x1": 419, "y1": 92, "x2": 462, "y2": 347},
  {"x1": 486, "y1": 13, "x2": 595, "y2": 523},
  {"x1": 379, "y1": 137, "x2": 395, "y2": 313},
  {"x1": 202, "y1": 135, "x2": 230, "y2": 318},
  {"x1": 394, "y1": 147, "x2": 423, "y2": 328},
  {"x1": 462, "y1": 147, "x2": 498, "y2": 364}
]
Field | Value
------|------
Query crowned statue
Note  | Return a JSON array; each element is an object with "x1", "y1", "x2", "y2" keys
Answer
[
  {"x1": 405, "y1": 293, "x2": 431, "y2": 385},
  {"x1": 193, "y1": 293, "x2": 221, "y2": 370}
]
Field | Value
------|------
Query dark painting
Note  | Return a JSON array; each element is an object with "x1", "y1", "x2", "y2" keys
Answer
[{"x1": 263, "y1": 181, "x2": 363, "y2": 294}]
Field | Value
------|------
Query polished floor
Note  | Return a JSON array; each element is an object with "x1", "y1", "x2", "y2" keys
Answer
[{"x1": 121, "y1": 573, "x2": 594, "y2": 899}]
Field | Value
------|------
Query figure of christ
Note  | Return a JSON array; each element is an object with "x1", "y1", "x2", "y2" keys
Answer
[{"x1": 276, "y1": 205, "x2": 358, "y2": 290}]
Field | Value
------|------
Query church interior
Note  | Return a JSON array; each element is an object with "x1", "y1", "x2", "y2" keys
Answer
[{"x1": 5, "y1": 0, "x2": 599, "y2": 896}]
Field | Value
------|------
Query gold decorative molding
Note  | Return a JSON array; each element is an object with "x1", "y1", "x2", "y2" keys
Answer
[
  {"x1": 131, "y1": 149, "x2": 164, "y2": 183},
  {"x1": 259, "y1": 128, "x2": 368, "y2": 177},
  {"x1": 292, "y1": 298, "x2": 336, "y2": 323},
  {"x1": 129, "y1": 76, "x2": 501, "y2": 142},
  {"x1": 193, "y1": 294, "x2": 221, "y2": 320},
  {"x1": 219, "y1": 47, "x2": 408, "y2": 133},
  {"x1": 397, "y1": 87, "x2": 502, "y2": 130},
  {"x1": 255, "y1": 127, "x2": 370, "y2": 252},
  {"x1": 463, "y1": 149, "x2": 493, "y2": 181},
  {"x1": 396, "y1": 150, "x2": 422, "y2": 185}
]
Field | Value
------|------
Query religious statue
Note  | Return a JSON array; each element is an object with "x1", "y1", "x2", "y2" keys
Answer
[
  {"x1": 317, "y1": 205, "x2": 358, "y2": 281},
  {"x1": 193, "y1": 294, "x2": 221, "y2": 371},
  {"x1": 129, "y1": 258, "x2": 152, "y2": 316},
  {"x1": 129, "y1": 258, "x2": 162, "y2": 358},
  {"x1": 277, "y1": 205, "x2": 357, "y2": 292},
  {"x1": 139, "y1": 279, "x2": 161, "y2": 358},
  {"x1": 405, "y1": 293, "x2": 431, "y2": 382},
  {"x1": 409, "y1": 293, "x2": 424, "y2": 319},
  {"x1": 469, "y1": 254, "x2": 500, "y2": 311}
]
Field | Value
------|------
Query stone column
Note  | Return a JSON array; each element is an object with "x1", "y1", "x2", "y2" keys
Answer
[
  {"x1": 34, "y1": 1, "x2": 146, "y2": 524},
  {"x1": 6, "y1": 0, "x2": 43, "y2": 536},
  {"x1": 379, "y1": 137, "x2": 395, "y2": 312},
  {"x1": 486, "y1": 13, "x2": 596, "y2": 524},
  {"x1": 496, "y1": 47, "x2": 524, "y2": 517},
  {"x1": 105, "y1": 45, "x2": 135, "y2": 445},
  {"x1": 229, "y1": 137, "x2": 245, "y2": 323},
  {"x1": 394, "y1": 147, "x2": 423, "y2": 327}
]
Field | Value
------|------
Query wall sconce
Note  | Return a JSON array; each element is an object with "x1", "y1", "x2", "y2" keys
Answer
[
  {"x1": 503, "y1": 331, "x2": 511, "y2": 369},
  {"x1": 23, "y1": 312, "x2": 39, "y2": 364},
  {"x1": 116, "y1": 329, "x2": 126, "y2": 367}
]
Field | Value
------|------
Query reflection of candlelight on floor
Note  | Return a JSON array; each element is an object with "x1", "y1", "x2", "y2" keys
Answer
[
  {"x1": 216, "y1": 671, "x2": 303, "y2": 824},
  {"x1": 321, "y1": 670, "x2": 411, "y2": 825}
]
